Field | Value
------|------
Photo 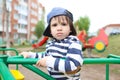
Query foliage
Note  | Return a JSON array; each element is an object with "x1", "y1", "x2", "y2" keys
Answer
[
  {"x1": 74, "y1": 16, "x2": 90, "y2": 32},
  {"x1": 34, "y1": 20, "x2": 45, "y2": 39}
]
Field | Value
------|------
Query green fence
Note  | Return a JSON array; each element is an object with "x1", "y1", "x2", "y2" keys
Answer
[
  {"x1": 84, "y1": 54, "x2": 120, "y2": 80},
  {"x1": 0, "y1": 48, "x2": 120, "y2": 80}
]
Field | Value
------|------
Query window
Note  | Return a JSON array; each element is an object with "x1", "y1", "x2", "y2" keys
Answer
[
  {"x1": 14, "y1": 13, "x2": 19, "y2": 20},
  {"x1": 31, "y1": 2, "x2": 37, "y2": 9},
  {"x1": 14, "y1": 24, "x2": 18, "y2": 29},
  {"x1": 0, "y1": 0, "x2": 3, "y2": 3},
  {"x1": 24, "y1": 0, "x2": 28, "y2": 3},
  {"x1": 0, "y1": 8, "x2": 2, "y2": 14}
]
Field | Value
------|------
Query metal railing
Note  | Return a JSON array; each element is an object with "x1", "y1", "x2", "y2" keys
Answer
[
  {"x1": 0, "y1": 48, "x2": 120, "y2": 80},
  {"x1": 83, "y1": 54, "x2": 120, "y2": 80}
]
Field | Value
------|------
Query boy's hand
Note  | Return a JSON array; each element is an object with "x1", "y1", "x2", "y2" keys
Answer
[
  {"x1": 36, "y1": 56, "x2": 49, "y2": 67},
  {"x1": 20, "y1": 52, "x2": 30, "y2": 58}
]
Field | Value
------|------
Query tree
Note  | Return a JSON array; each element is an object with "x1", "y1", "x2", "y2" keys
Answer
[
  {"x1": 75, "y1": 16, "x2": 90, "y2": 32},
  {"x1": 34, "y1": 20, "x2": 45, "y2": 39}
]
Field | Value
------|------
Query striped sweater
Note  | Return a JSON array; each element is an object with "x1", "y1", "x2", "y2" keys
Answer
[{"x1": 30, "y1": 35, "x2": 83, "y2": 80}]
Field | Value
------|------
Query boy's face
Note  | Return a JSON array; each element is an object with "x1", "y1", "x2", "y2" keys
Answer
[{"x1": 50, "y1": 16, "x2": 71, "y2": 40}]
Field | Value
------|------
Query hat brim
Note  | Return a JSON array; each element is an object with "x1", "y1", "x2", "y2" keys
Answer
[{"x1": 43, "y1": 24, "x2": 52, "y2": 37}]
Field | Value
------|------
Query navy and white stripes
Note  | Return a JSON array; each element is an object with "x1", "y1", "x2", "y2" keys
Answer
[{"x1": 30, "y1": 35, "x2": 83, "y2": 80}]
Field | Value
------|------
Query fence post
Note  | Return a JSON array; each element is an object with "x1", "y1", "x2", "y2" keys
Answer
[{"x1": 106, "y1": 64, "x2": 109, "y2": 80}]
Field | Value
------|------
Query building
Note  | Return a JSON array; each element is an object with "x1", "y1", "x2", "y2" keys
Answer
[
  {"x1": 0, "y1": 0, "x2": 44, "y2": 44},
  {"x1": 103, "y1": 24, "x2": 120, "y2": 36}
]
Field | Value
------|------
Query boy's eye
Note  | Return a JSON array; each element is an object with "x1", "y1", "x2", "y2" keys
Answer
[
  {"x1": 51, "y1": 23, "x2": 57, "y2": 27},
  {"x1": 61, "y1": 23, "x2": 67, "y2": 26}
]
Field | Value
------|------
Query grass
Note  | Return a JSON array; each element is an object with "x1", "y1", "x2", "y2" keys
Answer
[
  {"x1": 11, "y1": 44, "x2": 32, "y2": 48},
  {"x1": 112, "y1": 69, "x2": 120, "y2": 74}
]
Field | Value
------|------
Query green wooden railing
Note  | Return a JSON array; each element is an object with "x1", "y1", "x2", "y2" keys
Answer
[{"x1": 0, "y1": 48, "x2": 120, "y2": 80}]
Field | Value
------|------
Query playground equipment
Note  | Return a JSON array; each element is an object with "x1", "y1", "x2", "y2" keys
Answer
[
  {"x1": 32, "y1": 28, "x2": 108, "y2": 52},
  {"x1": 0, "y1": 48, "x2": 24, "y2": 80},
  {"x1": 0, "y1": 48, "x2": 55, "y2": 80},
  {"x1": 77, "y1": 28, "x2": 108, "y2": 52},
  {"x1": 32, "y1": 36, "x2": 48, "y2": 48},
  {"x1": 0, "y1": 48, "x2": 120, "y2": 80},
  {"x1": 10, "y1": 70, "x2": 24, "y2": 80}
]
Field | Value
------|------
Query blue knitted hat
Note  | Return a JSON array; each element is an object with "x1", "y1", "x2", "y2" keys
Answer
[{"x1": 43, "y1": 7, "x2": 73, "y2": 37}]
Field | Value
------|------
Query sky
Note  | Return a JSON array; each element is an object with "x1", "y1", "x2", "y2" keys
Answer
[{"x1": 39, "y1": 0, "x2": 120, "y2": 33}]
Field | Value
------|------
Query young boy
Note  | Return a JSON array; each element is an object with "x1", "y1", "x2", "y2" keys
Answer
[{"x1": 21, "y1": 7, "x2": 83, "y2": 80}]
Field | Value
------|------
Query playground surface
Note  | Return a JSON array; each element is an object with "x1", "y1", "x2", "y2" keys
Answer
[{"x1": 9, "y1": 62, "x2": 120, "y2": 80}]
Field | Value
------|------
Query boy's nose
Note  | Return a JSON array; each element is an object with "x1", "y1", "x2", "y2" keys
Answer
[{"x1": 57, "y1": 26, "x2": 62, "y2": 30}]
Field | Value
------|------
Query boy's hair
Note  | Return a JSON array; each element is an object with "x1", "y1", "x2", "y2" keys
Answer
[{"x1": 43, "y1": 7, "x2": 76, "y2": 37}]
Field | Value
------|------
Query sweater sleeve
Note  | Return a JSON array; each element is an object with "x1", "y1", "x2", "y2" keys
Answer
[
  {"x1": 28, "y1": 51, "x2": 46, "y2": 59},
  {"x1": 46, "y1": 42, "x2": 83, "y2": 73}
]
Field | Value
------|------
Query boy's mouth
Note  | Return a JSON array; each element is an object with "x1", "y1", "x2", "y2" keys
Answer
[{"x1": 57, "y1": 33, "x2": 63, "y2": 36}]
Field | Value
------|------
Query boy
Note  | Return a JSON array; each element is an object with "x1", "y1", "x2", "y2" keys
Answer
[{"x1": 21, "y1": 7, "x2": 83, "y2": 80}]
